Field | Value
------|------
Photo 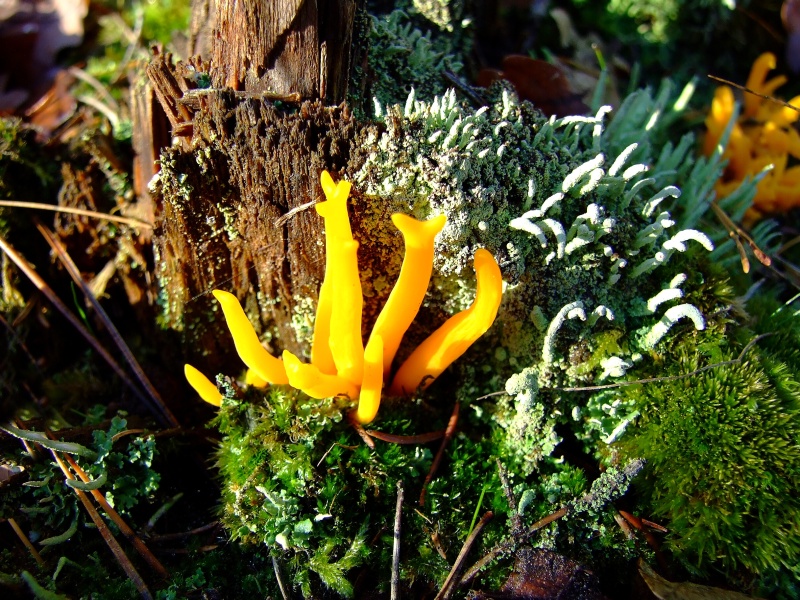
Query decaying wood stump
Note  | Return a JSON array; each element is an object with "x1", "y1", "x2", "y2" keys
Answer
[
  {"x1": 209, "y1": 0, "x2": 358, "y2": 102},
  {"x1": 151, "y1": 88, "x2": 384, "y2": 375},
  {"x1": 140, "y1": 0, "x2": 384, "y2": 375}
]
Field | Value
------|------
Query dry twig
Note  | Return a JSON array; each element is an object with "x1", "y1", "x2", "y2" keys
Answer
[
  {"x1": 366, "y1": 429, "x2": 445, "y2": 444},
  {"x1": 459, "y1": 507, "x2": 568, "y2": 588},
  {"x1": 0, "y1": 199, "x2": 153, "y2": 230},
  {"x1": 392, "y1": 481, "x2": 404, "y2": 600},
  {"x1": 37, "y1": 221, "x2": 178, "y2": 427},
  {"x1": 61, "y1": 452, "x2": 168, "y2": 579},
  {"x1": 51, "y1": 451, "x2": 153, "y2": 599},
  {"x1": 7, "y1": 517, "x2": 45, "y2": 566},
  {"x1": 0, "y1": 233, "x2": 155, "y2": 410},
  {"x1": 435, "y1": 511, "x2": 493, "y2": 600},
  {"x1": 420, "y1": 402, "x2": 459, "y2": 506}
]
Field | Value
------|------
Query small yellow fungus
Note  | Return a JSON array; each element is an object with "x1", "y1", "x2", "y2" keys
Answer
[
  {"x1": 311, "y1": 175, "x2": 356, "y2": 375},
  {"x1": 212, "y1": 290, "x2": 289, "y2": 385},
  {"x1": 186, "y1": 171, "x2": 503, "y2": 424},
  {"x1": 389, "y1": 248, "x2": 503, "y2": 396},
  {"x1": 184, "y1": 364, "x2": 222, "y2": 406},
  {"x1": 282, "y1": 351, "x2": 358, "y2": 399},
  {"x1": 369, "y1": 213, "x2": 447, "y2": 375},
  {"x1": 356, "y1": 335, "x2": 384, "y2": 424},
  {"x1": 327, "y1": 238, "x2": 364, "y2": 386},
  {"x1": 704, "y1": 52, "x2": 800, "y2": 215}
]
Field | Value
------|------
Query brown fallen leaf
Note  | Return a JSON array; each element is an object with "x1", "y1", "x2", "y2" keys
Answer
[
  {"x1": 477, "y1": 55, "x2": 589, "y2": 118},
  {"x1": 639, "y1": 561, "x2": 764, "y2": 600},
  {"x1": 471, "y1": 548, "x2": 607, "y2": 600}
]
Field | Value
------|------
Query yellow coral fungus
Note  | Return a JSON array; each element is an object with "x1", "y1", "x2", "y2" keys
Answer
[
  {"x1": 184, "y1": 364, "x2": 222, "y2": 406},
  {"x1": 389, "y1": 249, "x2": 503, "y2": 396},
  {"x1": 184, "y1": 171, "x2": 503, "y2": 424},
  {"x1": 704, "y1": 52, "x2": 800, "y2": 215},
  {"x1": 369, "y1": 213, "x2": 447, "y2": 375},
  {"x1": 212, "y1": 290, "x2": 289, "y2": 385}
]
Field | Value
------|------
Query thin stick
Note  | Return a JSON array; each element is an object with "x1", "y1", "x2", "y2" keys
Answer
[
  {"x1": 68, "y1": 66, "x2": 121, "y2": 116},
  {"x1": 708, "y1": 74, "x2": 800, "y2": 113},
  {"x1": 391, "y1": 481, "x2": 404, "y2": 600},
  {"x1": 710, "y1": 201, "x2": 772, "y2": 273},
  {"x1": 366, "y1": 429, "x2": 445, "y2": 445},
  {"x1": 61, "y1": 452, "x2": 169, "y2": 579},
  {"x1": 0, "y1": 233, "x2": 153, "y2": 409},
  {"x1": 349, "y1": 416, "x2": 376, "y2": 450},
  {"x1": 0, "y1": 200, "x2": 153, "y2": 230},
  {"x1": 419, "y1": 403, "x2": 459, "y2": 506},
  {"x1": 51, "y1": 451, "x2": 153, "y2": 599},
  {"x1": 37, "y1": 222, "x2": 178, "y2": 427},
  {"x1": 459, "y1": 507, "x2": 568, "y2": 588},
  {"x1": 7, "y1": 517, "x2": 45, "y2": 566},
  {"x1": 435, "y1": 511, "x2": 493, "y2": 600},
  {"x1": 272, "y1": 555, "x2": 291, "y2": 600},
  {"x1": 147, "y1": 521, "x2": 220, "y2": 542},
  {"x1": 273, "y1": 200, "x2": 317, "y2": 228}
]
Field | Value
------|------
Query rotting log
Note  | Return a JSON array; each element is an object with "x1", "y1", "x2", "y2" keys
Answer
[
  {"x1": 151, "y1": 88, "x2": 387, "y2": 375},
  {"x1": 141, "y1": 0, "x2": 386, "y2": 375},
  {"x1": 208, "y1": 0, "x2": 358, "y2": 102}
]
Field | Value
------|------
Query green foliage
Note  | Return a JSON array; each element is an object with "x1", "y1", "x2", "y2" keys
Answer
[
  {"x1": 359, "y1": 80, "x2": 736, "y2": 472},
  {"x1": 1, "y1": 411, "x2": 160, "y2": 548},
  {"x1": 566, "y1": 0, "x2": 762, "y2": 85},
  {"x1": 617, "y1": 304, "x2": 800, "y2": 591},
  {"x1": 213, "y1": 382, "x2": 643, "y2": 596},
  {"x1": 364, "y1": 3, "x2": 470, "y2": 108}
]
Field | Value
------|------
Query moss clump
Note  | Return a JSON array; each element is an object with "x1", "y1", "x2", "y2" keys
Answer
[
  {"x1": 616, "y1": 299, "x2": 800, "y2": 594},
  {"x1": 362, "y1": 2, "x2": 472, "y2": 109},
  {"x1": 213, "y1": 380, "x2": 644, "y2": 597}
]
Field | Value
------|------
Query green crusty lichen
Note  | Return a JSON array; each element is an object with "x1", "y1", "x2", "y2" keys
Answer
[{"x1": 364, "y1": 2, "x2": 471, "y2": 109}]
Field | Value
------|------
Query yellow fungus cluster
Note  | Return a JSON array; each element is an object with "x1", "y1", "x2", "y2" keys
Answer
[
  {"x1": 703, "y1": 52, "x2": 800, "y2": 215},
  {"x1": 184, "y1": 171, "x2": 503, "y2": 424}
]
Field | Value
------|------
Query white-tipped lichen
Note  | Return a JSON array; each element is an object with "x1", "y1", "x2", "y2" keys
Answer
[
  {"x1": 641, "y1": 303, "x2": 706, "y2": 349},
  {"x1": 354, "y1": 79, "x2": 727, "y2": 471},
  {"x1": 542, "y1": 301, "x2": 586, "y2": 364}
]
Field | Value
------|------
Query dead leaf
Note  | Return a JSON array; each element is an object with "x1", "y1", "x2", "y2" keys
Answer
[
  {"x1": 0, "y1": 0, "x2": 86, "y2": 114},
  {"x1": 638, "y1": 561, "x2": 764, "y2": 600},
  {"x1": 471, "y1": 548, "x2": 607, "y2": 599},
  {"x1": 477, "y1": 55, "x2": 589, "y2": 117}
]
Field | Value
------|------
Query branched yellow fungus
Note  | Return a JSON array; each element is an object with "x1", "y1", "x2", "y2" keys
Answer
[
  {"x1": 369, "y1": 213, "x2": 447, "y2": 375},
  {"x1": 282, "y1": 351, "x2": 358, "y2": 400},
  {"x1": 212, "y1": 290, "x2": 289, "y2": 385},
  {"x1": 389, "y1": 249, "x2": 503, "y2": 396},
  {"x1": 704, "y1": 52, "x2": 800, "y2": 215},
  {"x1": 356, "y1": 335, "x2": 384, "y2": 424},
  {"x1": 327, "y1": 239, "x2": 364, "y2": 386},
  {"x1": 185, "y1": 171, "x2": 503, "y2": 424},
  {"x1": 184, "y1": 364, "x2": 222, "y2": 406}
]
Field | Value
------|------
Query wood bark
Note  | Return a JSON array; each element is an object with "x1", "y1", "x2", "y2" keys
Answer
[
  {"x1": 141, "y1": 0, "x2": 367, "y2": 374},
  {"x1": 208, "y1": 0, "x2": 357, "y2": 103}
]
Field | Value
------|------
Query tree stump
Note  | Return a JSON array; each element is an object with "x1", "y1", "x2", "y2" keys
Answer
[{"x1": 142, "y1": 0, "x2": 378, "y2": 375}]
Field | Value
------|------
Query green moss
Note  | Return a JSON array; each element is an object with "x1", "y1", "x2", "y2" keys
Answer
[
  {"x1": 211, "y1": 379, "x2": 645, "y2": 596},
  {"x1": 616, "y1": 305, "x2": 800, "y2": 591},
  {"x1": 364, "y1": 4, "x2": 471, "y2": 109}
]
